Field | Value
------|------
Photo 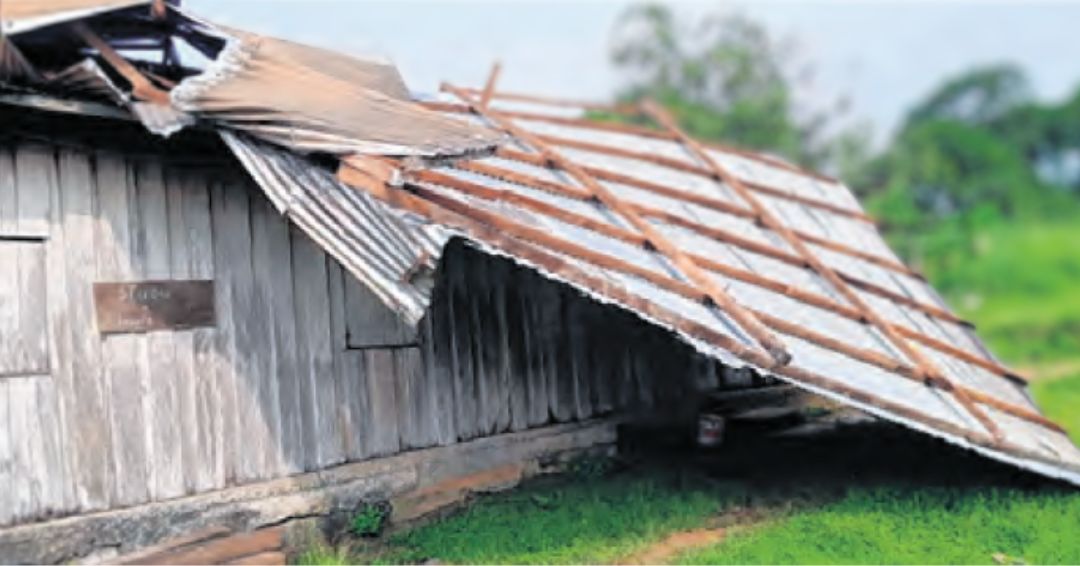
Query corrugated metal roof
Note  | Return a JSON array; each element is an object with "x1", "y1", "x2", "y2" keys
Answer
[
  {"x1": 170, "y1": 27, "x2": 505, "y2": 157},
  {"x1": 2, "y1": 3, "x2": 1078, "y2": 487},
  {"x1": 1, "y1": 0, "x2": 151, "y2": 35},
  {"x1": 324, "y1": 87, "x2": 1080, "y2": 486}
]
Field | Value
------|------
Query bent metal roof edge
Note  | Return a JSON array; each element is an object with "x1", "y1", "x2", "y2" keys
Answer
[
  {"x1": 2, "y1": 2, "x2": 1078, "y2": 487},
  {"x1": 328, "y1": 85, "x2": 1080, "y2": 484}
]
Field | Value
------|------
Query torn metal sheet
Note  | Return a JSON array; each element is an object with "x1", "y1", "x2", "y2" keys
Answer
[
  {"x1": 1, "y1": 0, "x2": 150, "y2": 35},
  {"x1": 172, "y1": 29, "x2": 505, "y2": 157},
  {"x1": 43, "y1": 58, "x2": 126, "y2": 103},
  {"x1": 221, "y1": 132, "x2": 448, "y2": 325}
]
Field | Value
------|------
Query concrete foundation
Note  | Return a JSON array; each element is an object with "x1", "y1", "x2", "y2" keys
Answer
[{"x1": 0, "y1": 420, "x2": 617, "y2": 564}]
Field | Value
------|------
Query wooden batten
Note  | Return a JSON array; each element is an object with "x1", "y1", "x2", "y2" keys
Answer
[
  {"x1": 639, "y1": 100, "x2": 1013, "y2": 443},
  {"x1": 443, "y1": 157, "x2": 985, "y2": 368},
  {"x1": 341, "y1": 157, "x2": 1059, "y2": 436},
  {"x1": 425, "y1": 99, "x2": 843, "y2": 186},
  {"x1": 488, "y1": 148, "x2": 948, "y2": 324},
  {"x1": 532, "y1": 132, "x2": 877, "y2": 224},
  {"x1": 797, "y1": 231, "x2": 922, "y2": 279},
  {"x1": 442, "y1": 83, "x2": 793, "y2": 367}
]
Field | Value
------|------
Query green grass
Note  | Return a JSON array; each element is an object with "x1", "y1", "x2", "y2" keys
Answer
[
  {"x1": 676, "y1": 487, "x2": 1080, "y2": 565},
  {"x1": 295, "y1": 545, "x2": 355, "y2": 566},
  {"x1": 366, "y1": 469, "x2": 746, "y2": 564},
  {"x1": 1033, "y1": 372, "x2": 1080, "y2": 444},
  {"x1": 906, "y1": 221, "x2": 1080, "y2": 364}
]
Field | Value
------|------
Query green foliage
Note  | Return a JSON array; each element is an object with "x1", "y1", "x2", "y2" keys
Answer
[
  {"x1": 870, "y1": 120, "x2": 1040, "y2": 224},
  {"x1": 566, "y1": 453, "x2": 617, "y2": 481},
  {"x1": 863, "y1": 63, "x2": 1080, "y2": 231},
  {"x1": 373, "y1": 469, "x2": 743, "y2": 564},
  {"x1": 676, "y1": 488, "x2": 1080, "y2": 565},
  {"x1": 351, "y1": 502, "x2": 391, "y2": 538},
  {"x1": 905, "y1": 64, "x2": 1032, "y2": 127},
  {"x1": 892, "y1": 220, "x2": 1080, "y2": 365},
  {"x1": 608, "y1": 3, "x2": 853, "y2": 168},
  {"x1": 294, "y1": 545, "x2": 355, "y2": 566},
  {"x1": 1033, "y1": 373, "x2": 1080, "y2": 445}
]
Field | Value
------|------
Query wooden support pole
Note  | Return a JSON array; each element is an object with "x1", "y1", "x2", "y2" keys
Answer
[
  {"x1": 442, "y1": 82, "x2": 793, "y2": 367},
  {"x1": 479, "y1": 62, "x2": 502, "y2": 109}
]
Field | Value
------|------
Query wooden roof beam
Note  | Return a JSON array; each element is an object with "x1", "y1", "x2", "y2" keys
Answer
[
  {"x1": 466, "y1": 153, "x2": 957, "y2": 323},
  {"x1": 640, "y1": 99, "x2": 1011, "y2": 443},
  {"x1": 69, "y1": 22, "x2": 171, "y2": 105},
  {"x1": 422, "y1": 99, "x2": 844, "y2": 186},
  {"x1": 442, "y1": 82, "x2": 794, "y2": 367},
  {"x1": 429, "y1": 163, "x2": 1021, "y2": 385},
  {"x1": 535, "y1": 132, "x2": 877, "y2": 224},
  {"x1": 337, "y1": 159, "x2": 1059, "y2": 435}
]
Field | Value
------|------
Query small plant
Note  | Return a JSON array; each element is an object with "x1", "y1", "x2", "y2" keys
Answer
[
  {"x1": 351, "y1": 501, "x2": 391, "y2": 538},
  {"x1": 295, "y1": 545, "x2": 353, "y2": 566},
  {"x1": 567, "y1": 453, "x2": 617, "y2": 481}
]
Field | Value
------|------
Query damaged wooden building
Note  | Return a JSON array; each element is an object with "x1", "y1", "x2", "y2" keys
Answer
[{"x1": 1, "y1": 1, "x2": 1079, "y2": 563}]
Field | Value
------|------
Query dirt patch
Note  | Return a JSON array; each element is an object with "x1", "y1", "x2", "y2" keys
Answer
[
  {"x1": 619, "y1": 506, "x2": 768, "y2": 565},
  {"x1": 621, "y1": 527, "x2": 728, "y2": 564}
]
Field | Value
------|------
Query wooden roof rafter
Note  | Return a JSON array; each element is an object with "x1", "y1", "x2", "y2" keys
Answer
[
  {"x1": 491, "y1": 146, "x2": 920, "y2": 279},
  {"x1": 434, "y1": 92, "x2": 844, "y2": 187},
  {"x1": 69, "y1": 21, "x2": 172, "y2": 104},
  {"x1": 418, "y1": 162, "x2": 1030, "y2": 388},
  {"x1": 335, "y1": 158, "x2": 1065, "y2": 440},
  {"x1": 534, "y1": 133, "x2": 877, "y2": 224},
  {"x1": 639, "y1": 100, "x2": 1009, "y2": 444},
  {"x1": 442, "y1": 78, "x2": 794, "y2": 368},
  {"x1": 454, "y1": 153, "x2": 964, "y2": 327}
]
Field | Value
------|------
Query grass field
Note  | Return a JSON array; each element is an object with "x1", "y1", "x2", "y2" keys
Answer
[
  {"x1": 1033, "y1": 373, "x2": 1080, "y2": 444},
  {"x1": 298, "y1": 452, "x2": 1080, "y2": 565},
  {"x1": 909, "y1": 221, "x2": 1080, "y2": 365},
  {"x1": 675, "y1": 487, "x2": 1080, "y2": 565},
  {"x1": 298, "y1": 468, "x2": 748, "y2": 565}
]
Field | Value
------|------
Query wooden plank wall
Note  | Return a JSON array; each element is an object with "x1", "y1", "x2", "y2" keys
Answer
[
  {"x1": 0, "y1": 139, "x2": 733, "y2": 529},
  {"x1": 420, "y1": 241, "x2": 717, "y2": 439}
]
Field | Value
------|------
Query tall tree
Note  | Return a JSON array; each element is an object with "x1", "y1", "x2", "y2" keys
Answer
[{"x1": 609, "y1": 3, "x2": 847, "y2": 168}]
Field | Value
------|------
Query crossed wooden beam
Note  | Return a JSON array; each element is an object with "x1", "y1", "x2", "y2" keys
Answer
[{"x1": 336, "y1": 66, "x2": 1071, "y2": 456}]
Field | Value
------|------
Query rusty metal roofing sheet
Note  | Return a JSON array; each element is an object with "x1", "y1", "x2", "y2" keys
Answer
[
  {"x1": 171, "y1": 29, "x2": 504, "y2": 157},
  {"x1": 222, "y1": 132, "x2": 447, "y2": 325},
  {"x1": 1, "y1": 0, "x2": 150, "y2": 35}
]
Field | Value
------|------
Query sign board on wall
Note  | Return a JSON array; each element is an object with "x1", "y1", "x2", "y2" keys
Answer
[{"x1": 93, "y1": 281, "x2": 216, "y2": 335}]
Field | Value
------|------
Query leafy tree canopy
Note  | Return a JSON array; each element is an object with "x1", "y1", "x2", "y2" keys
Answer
[{"x1": 608, "y1": 3, "x2": 843, "y2": 168}]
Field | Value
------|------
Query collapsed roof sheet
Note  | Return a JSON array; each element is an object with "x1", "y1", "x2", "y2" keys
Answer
[
  {"x1": 171, "y1": 28, "x2": 505, "y2": 157},
  {"x1": 316, "y1": 88, "x2": 1078, "y2": 486},
  {"x1": 1, "y1": 2, "x2": 1078, "y2": 487},
  {"x1": 0, "y1": 0, "x2": 150, "y2": 35}
]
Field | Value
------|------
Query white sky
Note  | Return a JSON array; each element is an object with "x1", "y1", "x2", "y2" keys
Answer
[{"x1": 183, "y1": 0, "x2": 1080, "y2": 144}]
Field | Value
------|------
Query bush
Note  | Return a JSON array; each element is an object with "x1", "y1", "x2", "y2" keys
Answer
[{"x1": 351, "y1": 501, "x2": 391, "y2": 538}]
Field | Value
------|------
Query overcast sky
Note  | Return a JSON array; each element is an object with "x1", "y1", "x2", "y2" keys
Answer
[{"x1": 184, "y1": 1, "x2": 1080, "y2": 144}]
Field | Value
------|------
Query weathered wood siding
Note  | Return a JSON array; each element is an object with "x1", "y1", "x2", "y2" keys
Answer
[{"x1": 0, "y1": 139, "x2": 730, "y2": 528}]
